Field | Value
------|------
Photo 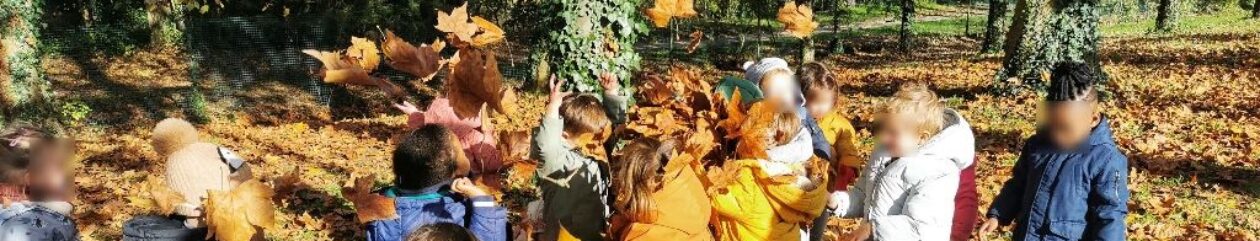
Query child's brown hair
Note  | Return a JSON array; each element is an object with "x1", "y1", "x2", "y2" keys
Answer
[
  {"x1": 798, "y1": 62, "x2": 840, "y2": 105},
  {"x1": 405, "y1": 223, "x2": 479, "y2": 241},
  {"x1": 560, "y1": 94, "x2": 612, "y2": 136},
  {"x1": 0, "y1": 125, "x2": 48, "y2": 184},
  {"x1": 610, "y1": 138, "x2": 674, "y2": 223}
]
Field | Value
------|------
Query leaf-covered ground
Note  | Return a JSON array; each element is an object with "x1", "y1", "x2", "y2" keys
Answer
[{"x1": 45, "y1": 23, "x2": 1260, "y2": 241}]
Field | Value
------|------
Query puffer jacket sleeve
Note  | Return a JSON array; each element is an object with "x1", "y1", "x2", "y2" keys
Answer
[
  {"x1": 365, "y1": 219, "x2": 400, "y2": 241},
  {"x1": 532, "y1": 116, "x2": 573, "y2": 176},
  {"x1": 987, "y1": 144, "x2": 1032, "y2": 224},
  {"x1": 603, "y1": 92, "x2": 629, "y2": 125},
  {"x1": 831, "y1": 157, "x2": 873, "y2": 218},
  {"x1": 467, "y1": 196, "x2": 509, "y2": 241},
  {"x1": 1084, "y1": 152, "x2": 1129, "y2": 241},
  {"x1": 870, "y1": 165, "x2": 960, "y2": 241}
]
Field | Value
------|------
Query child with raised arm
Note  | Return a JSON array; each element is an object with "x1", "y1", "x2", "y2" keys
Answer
[
  {"x1": 394, "y1": 98, "x2": 499, "y2": 182},
  {"x1": 830, "y1": 84, "x2": 975, "y2": 241},
  {"x1": 977, "y1": 62, "x2": 1129, "y2": 241},
  {"x1": 531, "y1": 73, "x2": 628, "y2": 241},
  {"x1": 366, "y1": 125, "x2": 508, "y2": 241},
  {"x1": 608, "y1": 139, "x2": 713, "y2": 241}
]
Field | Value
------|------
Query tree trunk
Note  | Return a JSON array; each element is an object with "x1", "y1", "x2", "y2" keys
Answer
[
  {"x1": 898, "y1": 0, "x2": 915, "y2": 52},
  {"x1": 1, "y1": 0, "x2": 57, "y2": 127},
  {"x1": 1253, "y1": 0, "x2": 1259, "y2": 18},
  {"x1": 981, "y1": 0, "x2": 1008, "y2": 53},
  {"x1": 997, "y1": 0, "x2": 1104, "y2": 93},
  {"x1": 1154, "y1": 0, "x2": 1176, "y2": 32}
]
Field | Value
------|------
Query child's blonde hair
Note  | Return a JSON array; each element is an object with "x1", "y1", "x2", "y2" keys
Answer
[
  {"x1": 610, "y1": 138, "x2": 674, "y2": 223},
  {"x1": 560, "y1": 94, "x2": 612, "y2": 136},
  {"x1": 771, "y1": 112, "x2": 802, "y2": 146},
  {"x1": 879, "y1": 83, "x2": 945, "y2": 138}
]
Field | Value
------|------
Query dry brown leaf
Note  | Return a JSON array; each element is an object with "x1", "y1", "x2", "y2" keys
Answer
[
  {"x1": 341, "y1": 173, "x2": 397, "y2": 223},
  {"x1": 372, "y1": 77, "x2": 407, "y2": 104},
  {"x1": 204, "y1": 180, "x2": 276, "y2": 241},
  {"x1": 687, "y1": 30, "x2": 703, "y2": 53},
  {"x1": 302, "y1": 49, "x2": 376, "y2": 86},
  {"x1": 436, "y1": 3, "x2": 478, "y2": 42},
  {"x1": 348, "y1": 36, "x2": 381, "y2": 72},
  {"x1": 382, "y1": 30, "x2": 445, "y2": 81},
  {"x1": 645, "y1": 0, "x2": 698, "y2": 28},
  {"x1": 146, "y1": 178, "x2": 186, "y2": 215},
  {"x1": 471, "y1": 16, "x2": 506, "y2": 48},
  {"x1": 777, "y1": 1, "x2": 819, "y2": 38},
  {"x1": 447, "y1": 49, "x2": 508, "y2": 118},
  {"x1": 735, "y1": 101, "x2": 777, "y2": 159}
]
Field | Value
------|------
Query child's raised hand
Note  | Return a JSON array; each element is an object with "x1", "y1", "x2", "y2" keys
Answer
[
  {"x1": 546, "y1": 75, "x2": 571, "y2": 116},
  {"x1": 976, "y1": 217, "x2": 1001, "y2": 241},
  {"x1": 598, "y1": 72, "x2": 620, "y2": 96},
  {"x1": 451, "y1": 177, "x2": 488, "y2": 197},
  {"x1": 393, "y1": 101, "x2": 421, "y2": 115}
]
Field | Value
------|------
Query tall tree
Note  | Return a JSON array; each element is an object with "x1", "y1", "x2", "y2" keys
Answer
[
  {"x1": 1, "y1": 0, "x2": 57, "y2": 126},
  {"x1": 1253, "y1": 0, "x2": 1259, "y2": 18},
  {"x1": 997, "y1": 0, "x2": 1104, "y2": 93},
  {"x1": 1154, "y1": 0, "x2": 1176, "y2": 32},
  {"x1": 981, "y1": 0, "x2": 1008, "y2": 53},
  {"x1": 898, "y1": 0, "x2": 915, "y2": 52}
]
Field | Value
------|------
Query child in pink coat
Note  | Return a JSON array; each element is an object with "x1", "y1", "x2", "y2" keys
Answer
[{"x1": 395, "y1": 98, "x2": 503, "y2": 180}]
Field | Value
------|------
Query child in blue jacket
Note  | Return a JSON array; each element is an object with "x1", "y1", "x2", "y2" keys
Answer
[
  {"x1": 978, "y1": 62, "x2": 1129, "y2": 241},
  {"x1": 367, "y1": 125, "x2": 507, "y2": 241}
]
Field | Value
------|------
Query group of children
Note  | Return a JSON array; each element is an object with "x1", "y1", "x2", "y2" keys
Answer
[{"x1": 0, "y1": 58, "x2": 1128, "y2": 241}]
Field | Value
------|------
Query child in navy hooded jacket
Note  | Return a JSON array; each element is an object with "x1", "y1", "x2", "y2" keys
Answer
[
  {"x1": 978, "y1": 62, "x2": 1129, "y2": 241},
  {"x1": 367, "y1": 125, "x2": 507, "y2": 241}
]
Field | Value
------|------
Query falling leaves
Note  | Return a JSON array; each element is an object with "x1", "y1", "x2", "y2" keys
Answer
[
  {"x1": 204, "y1": 180, "x2": 276, "y2": 241},
  {"x1": 436, "y1": 3, "x2": 506, "y2": 48},
  {"x1": 447, "y1": 49, "x2": 511, "y2": 119},
  {"x1": 347, "y1": 37, "x2": 382, "y2": 72},
  {"x1": 645, "y1": 0, "x2": 698, "y2": 28},
  {"x1": 382, "y1": 30, "x2": 446, "y2": 81},
  {"x1": 341, "y1": 173, "x2": 397, "y2": 223},
  {"x1": 777, "y1": 1, "x2": 818, "y2": 38},
  {"x1": 687, "y1": 30, "x2": 704, "y2": 53},
  {"x1": 301, "y1": 49, "x2": 375, "y2": 86}
]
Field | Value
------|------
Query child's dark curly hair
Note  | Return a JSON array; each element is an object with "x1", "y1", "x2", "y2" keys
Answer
[
  {"x1": 1047, "y1": 62, "x2": 1098, "y2": 102},
  {"x1": 405, "y1": 223, "x2": 479, "y2": 241},
  {"x1": 0, "y1": 125, "x2": 53, "y2": 184},
  {"x1": 393, "y1": 124, "x2": 463, "y2": 190}
]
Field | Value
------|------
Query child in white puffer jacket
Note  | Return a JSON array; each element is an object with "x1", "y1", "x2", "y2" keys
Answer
[{"x1": 830, "y1": 84, "x2": 976, "y2": 241}]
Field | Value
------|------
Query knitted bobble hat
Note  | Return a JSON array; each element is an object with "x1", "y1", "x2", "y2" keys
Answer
[
  {"x1": 743, "y1": 57, "x2": 793, "y2": 83},
  {"x1": 152, "y1": 118, "x2": 199, "y2": 156}
]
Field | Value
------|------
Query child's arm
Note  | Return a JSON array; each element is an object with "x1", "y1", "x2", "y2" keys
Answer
[
  {"x1": 766, "y1": 127, "x2": 815, "y2": 164},
  {"x1": 453, "y1": 178, "x2": 509, "y2": 241},
  {"x1": 394, "y1": 101, "x2": 426, "y2": 130},
  {"x1": 830, "y1": 157, "x2": 870, "y2": 218},
  {"x1": 869, "y1": 167, "x2": 960, "y2": 240},
  {"x1": 986, "y1": 147, "x2": 1033, "y2": 225},
  {"x1": 832, "y1": 118, "x2": 862, "y2": 168},
  {"x1": 533, "y1": 76, "x2": 576, "y2": 175},
  {"x1": 599, "y1": 72, "x2": 628, "y2": 125},
  {"x1": 1085, "y1": 153, "x2": 1129, "y2": 240}
]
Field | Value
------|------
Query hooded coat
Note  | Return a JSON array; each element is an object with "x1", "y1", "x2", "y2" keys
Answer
[
  {"x1": 365, "y1": 182, "x2": 508, "y2": 241},
  {"x1": 832, "y1": 109, "x2": 975, "y2": 241},
  {"x1": 610, "y1": 157, "x2": 714, "y2": 241},
  {"x1": 986, "y1": 116, "x2": 1128, "y2": 241}
]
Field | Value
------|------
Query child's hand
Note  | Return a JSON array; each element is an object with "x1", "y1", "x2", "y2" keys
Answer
[
  {"x1": 598, "y1": 72, "x2": 620, "y2": 96},
  {"x1": 451, "y1": 177, "x2": 488, "y2": 197},
  {"x1": 393, "y1": 101, "x2": 422, "y2": 115},
  {"x1": 843, "y1": 221, "x2": 872, "y2": 241},
  {"x1": 546, "y1": 75, "x2": 571, "y2": 117},
  {"x1": 976, "y1": 217, "x2": 1001, "y2": 241}
]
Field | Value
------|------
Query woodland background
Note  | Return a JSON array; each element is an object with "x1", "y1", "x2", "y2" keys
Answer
[{"x1": 1, "y1": 0, "x2": 1258, "y2": 240}]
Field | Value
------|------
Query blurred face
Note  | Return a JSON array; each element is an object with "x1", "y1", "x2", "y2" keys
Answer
[
  {"x1": 1043, "y1": 101, "x2": 1101, "y2": 150},
  {"x1": 805, "y1": 90, "x2": 835, "y2": 119},
  {"x1": 27, "y1": 141, "x2": 75, "y2": 201},
  {"x1": 760, "y1": 72, "x2": 798, "y2": 111},
  {"x1": 875, "y1": 115, "x2": 927, "y2": 157}
]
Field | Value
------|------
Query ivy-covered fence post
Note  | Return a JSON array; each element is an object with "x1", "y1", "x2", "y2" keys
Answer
[
  {"x1": 1, "y1": 0, "x2": 57, "y2": 127},
  {"x1": 530, "y1": 0, "x2": 646, "y2": 92},
  {"x1": 996, "y1": 0, "x2": 1104, "y2": 94}
]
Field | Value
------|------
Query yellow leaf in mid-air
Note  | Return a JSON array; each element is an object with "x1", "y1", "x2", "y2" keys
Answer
[
  {"x1": 777, "y1": 1, "x2": 819, "y2": 38},
  {"x1": 644, "y1": 0, "x2": 698, "y2": 28},
  {"x1": 301, "y1": 49, "x2": 376, "y2": 86},
  {"x1": 436, "y1": 3, "x2": 478, "y2": 43},
  {"x1": 348, "y1": 36, "x2": 382, "y2": 72},
  {"x1": 471, "y1": 16, "x2": 506, "y2": 48},
  {"x1": 204, "y1": 180, "x2": 276, "y2": 241}
]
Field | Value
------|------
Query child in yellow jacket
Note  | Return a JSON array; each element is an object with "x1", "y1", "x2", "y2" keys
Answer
[
  {"x1": 608, "y1": 139, "x2": 714, "y2": 241},
  {"x1": 711, "y1": 101, "x2": 829, "y2": 241},
  {"x1": 798, "y1": 62, "x2": 862, "y2": 241}
]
